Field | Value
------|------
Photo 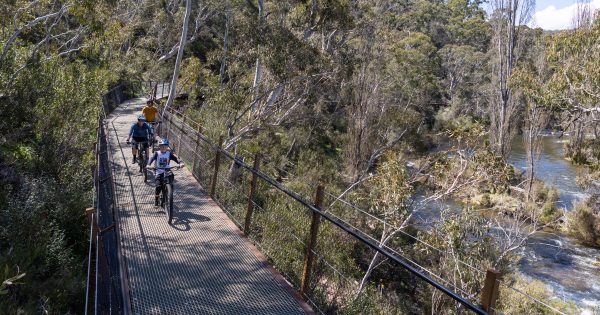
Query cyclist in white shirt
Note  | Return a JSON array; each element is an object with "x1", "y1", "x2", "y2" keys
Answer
[{"x1": 148, "y1": 139, "x2": 184, "y2": 207}]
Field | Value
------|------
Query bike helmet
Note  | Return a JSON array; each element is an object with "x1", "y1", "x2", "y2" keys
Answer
[
  {"x1": 158, "y1": 139, "x2": 170, "y2": 145},
  {"x1": 137, "y1": 115, "x2": 146, "y2": 121}
]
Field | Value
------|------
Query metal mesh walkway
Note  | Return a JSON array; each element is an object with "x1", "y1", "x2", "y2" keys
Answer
[{"x1": 106, "y1": 98, "x2": 308, "y2": 315}]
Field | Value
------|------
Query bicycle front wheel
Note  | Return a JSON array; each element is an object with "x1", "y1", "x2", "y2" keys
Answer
[{"x1": 166, "y1": 184, "x2": 174, "y2": 224}]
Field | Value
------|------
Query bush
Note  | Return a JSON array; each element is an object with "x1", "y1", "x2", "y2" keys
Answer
[
  {"x1": 498, "y1": 277, "x2": 579, "y2": 314},
  {"x1": 530, "y1": 181, "x2": 559, "y2": 204},
  {"x1": 563, "y1": 201, "x2": 600, "y2": 248}
]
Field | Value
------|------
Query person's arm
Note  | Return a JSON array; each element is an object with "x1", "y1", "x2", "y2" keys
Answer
[
  {"x1": 127, "y1": 124, "x2": 134, "y2": 141},
  {"x1": 169, "y1": 152, "x2": 182, "y2": 166},
  {"x1": 148, "y1": 151, "x2": 157, "y2": 166}
]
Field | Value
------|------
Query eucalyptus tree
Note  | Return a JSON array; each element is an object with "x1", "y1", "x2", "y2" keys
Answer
[
  {"x1": 488, "y1": 0, "x2": 535, "y2": 157},
  {"x1": 163, "y1": 0, "x2": 191, "y2": 116},
  {"x1": 507, "y1": 26, "x2": 549, "y2": 201},
  {"x1": 545, "y1": 17, "x2": 600, "y2": 159}
]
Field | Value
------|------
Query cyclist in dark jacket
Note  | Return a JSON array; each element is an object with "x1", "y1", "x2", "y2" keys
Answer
[{"x1": 126, "y1": 115, "x2": 154, "y2": 164}]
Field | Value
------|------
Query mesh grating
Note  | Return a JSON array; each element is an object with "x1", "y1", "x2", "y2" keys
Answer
[{"x1": 107, "y1": 99, "x2": 307, "y2": 315}]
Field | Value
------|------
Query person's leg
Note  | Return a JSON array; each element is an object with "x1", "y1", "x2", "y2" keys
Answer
[
  {"x1": 155, "y1": 174, "x2": 163, "y2": 206},
  {"x1": 132, "y1": 141, "x2": 138, "y2": 163}
]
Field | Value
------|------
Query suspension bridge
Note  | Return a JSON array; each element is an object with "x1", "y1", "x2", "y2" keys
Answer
[{"x1": 85, "y1": 82, "x2": 565, "y2": 315}]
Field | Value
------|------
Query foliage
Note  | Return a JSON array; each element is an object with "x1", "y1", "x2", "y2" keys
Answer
[
  {"x1": 414, "y1": 209, "x2": 501, "y2": 314},
  {"x1": 526, "y1": 181, "x2": 561, "y2": 225},
  {"x1": 0, "y1": 1, "x2": 116, "y2": 312},
  {"x1": 0, "y1": 273, "x2": 26, "y2": 296},
  {"x1": 497, "y1": 277, "x2": 579, "y2": 314},
  {"x1": 3, "y1": 0, "x2": 600, "y2": 313},
  {"x1": 563, "y1": 200, "x2": 600, "y2": 248}
]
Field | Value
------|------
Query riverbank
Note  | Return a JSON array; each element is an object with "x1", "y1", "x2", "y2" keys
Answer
[{"x1": 412, "y1": 133, "x2": 600, "y2": 312}]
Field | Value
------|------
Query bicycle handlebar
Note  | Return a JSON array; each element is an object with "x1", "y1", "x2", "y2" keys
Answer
[
  {"x1": 126, "y1": 139, "x2": 151, "y2": 145},
  {"x1": 147, "y1": 164, "x2": 184, "y2": 170}
]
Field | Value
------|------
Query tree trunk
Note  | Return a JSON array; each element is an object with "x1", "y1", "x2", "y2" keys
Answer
[
  {"x1": 251, "y1": 0, "x2": 264, "y2": 113},
  {"x1": 220, "y1": 9, "x2": 230, "y2": 85},
  {"x1": 489, "y1": 0, "x2": 534, "y2": 157},
  {"x1": 163, "y1": 0, "x2": 192, "y2": 118}
]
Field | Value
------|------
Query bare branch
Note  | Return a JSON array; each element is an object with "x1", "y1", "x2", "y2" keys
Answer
[{"x1": 1, "y1": 3, "x2": 70, "y2": 62}]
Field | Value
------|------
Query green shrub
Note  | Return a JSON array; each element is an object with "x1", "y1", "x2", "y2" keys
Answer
[
  {"x1": 498, "y1": 277, "x2": 579, "y2": 314},
  {"x1": 563, "y1": 202, "x2": 600, "y2": 248}
]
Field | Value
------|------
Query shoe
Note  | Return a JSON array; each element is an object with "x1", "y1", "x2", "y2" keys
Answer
[
  {"x1": 155, "y1": 198, "x2": 160, "y2": 207},
  {"x1": 132, "y1": 157, "x2": 137, "y2": 164}
]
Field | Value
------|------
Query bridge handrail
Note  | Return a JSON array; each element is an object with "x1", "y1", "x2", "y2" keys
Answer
[
  {"x1": 86, "y1": 82, "x2": 566, "y2": 315},
  {"x1": 155, "y1": 104, "x2": 490, "y2": 314},
  {"x1": 85, "y1": 83, "x2": 132, "y2": 315}
]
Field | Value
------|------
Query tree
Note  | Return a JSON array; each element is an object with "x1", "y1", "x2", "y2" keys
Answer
[
  {"x1": 163, "y1": 0, "x2": 192, "y2": 116},
  {"x1": 545, "y1": 16, "x2": 600, "y2": 159},
  {"x1": 438, "y1": 44, "x2": 489, "y2": 120},
  {"x1": 488, "y1": 0, "x2": 535, "y2": 157},
  {"x1": 510, "y1": 31, "x2": 550, "y2": 201}
]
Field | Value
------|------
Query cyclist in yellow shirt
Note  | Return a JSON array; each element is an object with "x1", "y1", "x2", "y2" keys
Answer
[
  {"x1": 142, "y1": 99, "x2": 159, "y2": 123},
  {"x1": 142, "y1": 100, "x2": 160, "y2": 142}
]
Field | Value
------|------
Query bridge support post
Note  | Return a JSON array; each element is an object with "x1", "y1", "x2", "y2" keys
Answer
[
  {"x1": 244, "y1": 153, "x2": 261, "y2": 235},
  {"x1": 480, "y1": 269, "x2": 501, "y2": 314},
  {"x1": 192, "y1": 126, "x2": 202, "y2": 178},
  {"x1": 210, "y1": 136, "x2": 224, "y2": 198},
  {"x1": 300, "y1": 185, "x2": 324, "y2": 296}
]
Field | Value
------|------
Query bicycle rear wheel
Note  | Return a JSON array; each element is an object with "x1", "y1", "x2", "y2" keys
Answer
[
  {"x1": 138, "y1": 151, "x2": 144, "y2": 172},
  {"x1": 139, "y1": 150, "x2": 147, "y2": 182}
]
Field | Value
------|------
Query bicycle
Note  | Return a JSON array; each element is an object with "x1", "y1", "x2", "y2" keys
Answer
[
  {"x1": 127, "y1": 138, "x2": 150, "y2": 182},
  {"x1": 147, "y1": 165, "x2": 183, "y2": 224},
  {"x1": 149, "y1": 120, "x2": 162, "y2": 136},
  {"x1": 147, "y1": 121, "x2": 162, "y2": 152}
]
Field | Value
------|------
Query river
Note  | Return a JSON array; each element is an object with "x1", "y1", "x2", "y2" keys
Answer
[
  {"x1": 507, "y1": 135, "x2": 589, "y2": 209},
  {"x1": 414, "y1": 135, "x2": 600, "y2": 312},
  {"x1": 509, "y1": 135, "x2": 600, "y2": 312}
]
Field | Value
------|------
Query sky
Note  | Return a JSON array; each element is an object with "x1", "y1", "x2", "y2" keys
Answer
[{"x1": 530, "y1": 0, "x2": 600, "y2": 30}]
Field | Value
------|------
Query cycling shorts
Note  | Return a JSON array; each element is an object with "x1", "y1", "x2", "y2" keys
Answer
[{"x1": 132, "y1": 136, "x2": 150, "y2": 149}]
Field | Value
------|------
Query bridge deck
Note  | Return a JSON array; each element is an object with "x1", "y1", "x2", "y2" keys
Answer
[{"x1": 107, "y1": 98, "x2": 309, "y2": 315}]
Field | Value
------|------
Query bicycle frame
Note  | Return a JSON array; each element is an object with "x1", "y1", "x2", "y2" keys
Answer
[
  {"x1": 156, "y1": 170, "x2": 174, "y2": 186},
  {"x1": 132, "y1": 139, "x2": 150, "y2": 181},
  {"x1": 152, "y1": 168, "x2": 176, "y2": 224}
]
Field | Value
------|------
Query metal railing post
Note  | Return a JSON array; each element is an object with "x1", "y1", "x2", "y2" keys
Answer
[
  {"x1": 165, "y1": 110, "x2": 171, "y2": 141},
  {"x1": 91, "y1": 211, "x2": 99, "y2": 245},
  {"x1": 244, "y1": 153, "x2": 261, "y2": 235},
  {"x1": 210, "y1": 136, "x2": 224, "y2": 197},
  {"x1": 192, "y1": 125, "x2": 202, "y2": 177},
  {"x1": 300, "y1": 185, "x2": 324, "y2": 296},
  {"x1": 86, "y1": 207, "x2": 96, "y2": 226},
  {"x1": 177, "y1": 115, "x2": 186, "y2": 153}
]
